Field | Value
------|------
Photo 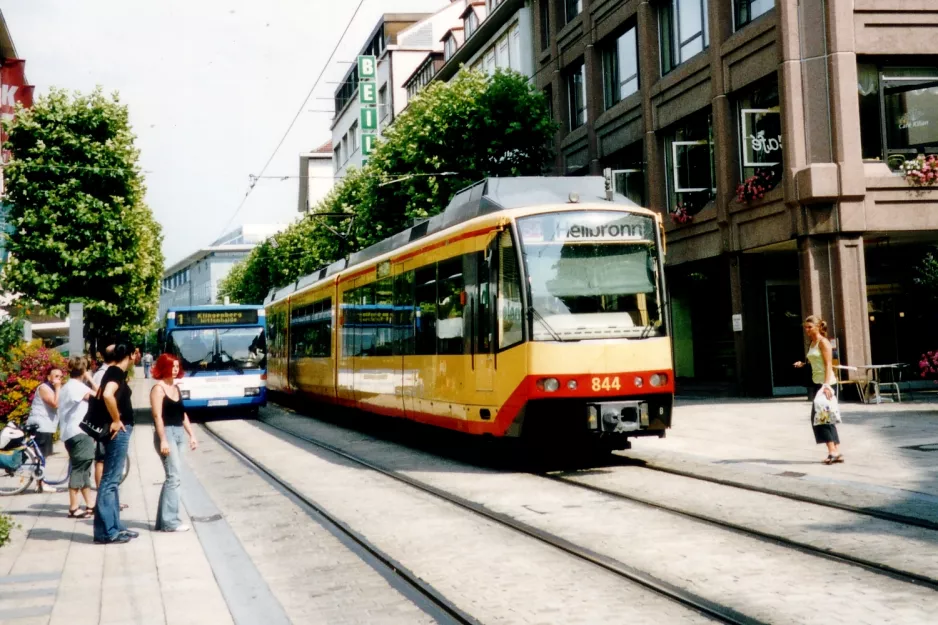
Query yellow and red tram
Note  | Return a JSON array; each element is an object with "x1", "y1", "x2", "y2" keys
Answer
[{"x1": 265, "y1": 177, "x2": 673, "y2": 448}]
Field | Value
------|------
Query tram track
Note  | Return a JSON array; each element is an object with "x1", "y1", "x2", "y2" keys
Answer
[
  {"x1": 543, "y1": 472, "x2": 938, "y2": 592},
  {"x1": 630, "y1": 460, "x2": 938, "y2": 532},
  {"x1": 221, "y1": 419, "x2": 762, "y2": 625},
  {"x1": 198, "y1": 423, "x2": 482, "y2": 625}
]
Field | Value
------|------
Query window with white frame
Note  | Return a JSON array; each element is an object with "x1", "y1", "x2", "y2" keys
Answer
[
  {"x1": 342, "y1": 134, "x2": 349, "y2": 163},
  {"x1": 496, "y1": 36, "x2": 510, "y2": 69},
  {"x1": 509, "y1": 24, "x2": 521, "y2": 72},
  {"x1": 444, "y1": 35, "x2": 458, "y2": 61},
  {"x1": 378, "y1": 85, "x2": 389, "y2": 126},
  {"x1": 660, "y1": 0, "x2": 709, "y2": 74},
  {"x1": 484, "y1": 49, "x2": 496, "y2": 76},
  {"x1": 737, "y1": 81, "x2": 781, "y2": 186},
  {"x1": 734, "y1": 0, "x2": 773, "y2": 30},
  {"x1": 602, "y1": 25, "x2": 639, "y2": 110},
  {"x1": 333, "y1": 144, "x2": 342, "y2": 171},
  {"x1": 605, "y1": 141, "x2": 646, "y2": 206},
  {"x1": 566, "y1": 59, "x2": 587, "y2": 130},
  {"x1": 665, "y1": 110, "x2": 715, "y2": 214},
  {"x1": 465, "y1": 10, "x2": 479, "y2": 39},
  {"x1": 350, "y1": 121, "x2": 360, "y2": 155}
]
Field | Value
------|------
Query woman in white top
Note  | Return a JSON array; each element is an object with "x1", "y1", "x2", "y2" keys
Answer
[
  {"x1": 58, "y1": 356, "x2": 98, "y2": 517},
  {"x1": 26, "y1": 366, "x2": 63, "y2": 493},
  {"x1": 794, "y1": 315, "x2": 843, "y2": 464}
]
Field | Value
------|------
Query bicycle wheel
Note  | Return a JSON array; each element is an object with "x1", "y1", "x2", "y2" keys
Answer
[
  {"x1": 0, "y1": 447, "x2": 39, "y2": 496},
  {"x1": 120, "y1": 454, "x2": 131, "y2": 485}
]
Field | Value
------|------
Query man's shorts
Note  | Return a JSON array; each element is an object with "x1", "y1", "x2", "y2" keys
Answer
[{"x1": 95, "y1": 441, "x2": 106, "y2": 463}]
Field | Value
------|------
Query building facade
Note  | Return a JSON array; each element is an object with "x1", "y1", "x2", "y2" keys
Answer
[
  {"x1": 158, "y1": 224, "x2": 286, "y2": 319},
  {"x1": 331, "y1": 3, "x2": 463, "y2": 179},
  {"x1": 298, "y1": 140, "x2": 334, "y2": 213},
  {"x1": 531, "y1": 0, "x2": 938, "y2": 395}
]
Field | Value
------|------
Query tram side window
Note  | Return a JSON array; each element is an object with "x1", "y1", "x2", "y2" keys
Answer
[
  {"x1": 437, "y1": 257, "x2": 465, "y2": 355},
  {"x1": 289, "y1": 298, "x2": 332, "y2": 358},
  {"x1": 394, "y1": 271, "x2": 415, "y2": 356},
  {"x1": 342, "y1": 290, "x2": 356, "y2": 357},
  {"x1": 374, "y1": 278, "x2": 394, "y2": 356},
  {"x1": 357, "y1": 284, "x2": 376, "y2": 356},
  {"x1": 499, "y1": 230, "x2": 524, "y2": 349},
  {"x1": 414, "y1": 264, "x2": 437, "y2": 355},
  {"x1": 477, "y1": 253, "x2": 493, "y2": 354}
]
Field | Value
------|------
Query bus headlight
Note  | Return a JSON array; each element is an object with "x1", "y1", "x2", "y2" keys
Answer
[
  {"x1": 650, "y1": 373, "x2": 668, "y2": 387},
  {"x1": 180, "y1": 390, "x2": 190, "y2": 400},
  {"x1": 536, "y1": 378, "x2": 560, "y2": 392},
  {"x1": 244, "y1": 387, "x2": 261, "y2": 397}
]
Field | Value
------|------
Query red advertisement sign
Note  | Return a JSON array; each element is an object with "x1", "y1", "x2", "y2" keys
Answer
[{"x1": 1, "y1": 58, "x2": 35, "y2": 157}]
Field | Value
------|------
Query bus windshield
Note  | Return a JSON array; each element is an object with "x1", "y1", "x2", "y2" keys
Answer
[
  {"x1": 167, "y1": 327, "x2": 267, "y2": 373},
  {"x1": 517, "y1": 211, "x2": 664, "y2": 341}
]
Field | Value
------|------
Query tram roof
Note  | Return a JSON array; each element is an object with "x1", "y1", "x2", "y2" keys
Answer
[{"x1": 265, "y1": 176, "x2": 640, "y2": 305}]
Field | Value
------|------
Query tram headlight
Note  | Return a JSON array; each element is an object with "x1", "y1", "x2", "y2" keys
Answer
[
  {"x1": 567, "y1": 379, "x2": 578, "y2": 390},
  {"x1": 633, "y1": 376, "x2": 644, "y2": 388},
  {"x1": 650, "y1": 373, "x2": 668, "y2": 387},
  {"x1": 537, "y1": 378, "x2": 560, "y2": 392}
]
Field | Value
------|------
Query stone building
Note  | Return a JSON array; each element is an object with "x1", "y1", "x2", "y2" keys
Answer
[{"x1": 533, "y1": 0, "x2": 938, "y2": 395}]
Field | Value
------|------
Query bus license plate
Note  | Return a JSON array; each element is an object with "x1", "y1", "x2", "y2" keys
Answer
[{"x1": 207, "y1": 399, "x2": 229, "y2": 407}]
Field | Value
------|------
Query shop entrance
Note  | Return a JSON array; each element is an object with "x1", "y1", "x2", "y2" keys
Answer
[{"x1": 766, "y1": 281, "x2": 805, "y2": 395}]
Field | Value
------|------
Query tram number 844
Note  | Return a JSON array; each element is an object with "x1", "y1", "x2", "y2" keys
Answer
[{"x1": 591, "y1": 376, "x2": 622, "y2": 392}]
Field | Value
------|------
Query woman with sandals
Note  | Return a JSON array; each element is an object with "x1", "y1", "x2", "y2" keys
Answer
[
  {"x1": 58, "y1": 356, "x2": 98, "y2": 518},
  {"x1": 149, "y1": 354, "x2": 198, "y2": 532},
  {"x1": 794, "y1": 315, "x2": 844, "y2": 465}
]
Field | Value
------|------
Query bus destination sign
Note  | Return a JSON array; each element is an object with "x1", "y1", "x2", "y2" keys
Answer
[{"x1": 175, "y1": 310, "x2": 259, "y2": 327}]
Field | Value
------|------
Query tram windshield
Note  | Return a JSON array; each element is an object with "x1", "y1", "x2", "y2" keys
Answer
[{"x1": 517, "y1": 211, "x2": 664, "y2": 341}]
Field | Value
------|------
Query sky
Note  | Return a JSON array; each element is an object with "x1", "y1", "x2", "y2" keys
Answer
[{"x1": 1, "y1": 0, "x2": 447, "y2": 266}]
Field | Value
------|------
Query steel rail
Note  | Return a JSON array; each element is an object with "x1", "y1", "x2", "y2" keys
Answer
[
  {"x1": 254, "y1": 419, "x2": 764, "y2": 625},
  {"x1": 543, "y1": 474, "x2": 938, "y2": 592},
  {"x1": 199, "y1": 424, "x2": 482, "y2": 625}
]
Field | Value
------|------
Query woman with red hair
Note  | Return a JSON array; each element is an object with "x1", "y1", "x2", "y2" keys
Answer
[{"x1": 149, "y1": 354, "x2": 197, "y2": 532}]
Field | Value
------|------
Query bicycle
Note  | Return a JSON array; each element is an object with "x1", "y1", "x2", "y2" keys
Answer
[{"x1": 0, "y1": 424, "x2": 130, "y2": 496}]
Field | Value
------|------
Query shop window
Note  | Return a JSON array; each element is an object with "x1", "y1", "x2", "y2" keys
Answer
[
  {"x1": 437, "y1": 257, "x2": 466, "y2": 355},
  {"x1": 857, "y1": 64, "x2": 938, "y2": 170},
  {"x1": 566, "y1": 59, "x2": 587, "y2": 130},
  {"x1": 601, "y1": 26, "x2": 639, "y2": 110},
  {"x1": 660, "y1": 0, "x2": 709, "y2": 74},
  {"x1": 737, "y1": 81, "x2": 782, "y2": 193},
  {"x1": 665, "y1": 110, "x2": 715, "y2": 214},
  {"x1": 734, "y1": 0, "x2": 773, "y2": 31},
  {"x1": 604, "y1": 141, "x2": 646, "y2": 206},
  {"x1": 564, "y1": 0, "x2": 581, "y2": 25},
  {"x1": 498, "y1": 230, "x2": 524, "y2": 349}
]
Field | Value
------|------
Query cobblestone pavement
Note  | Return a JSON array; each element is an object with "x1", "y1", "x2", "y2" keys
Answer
[
  {"x1": 205, "y1": 418, "x2": 713, "y2": 625},
  {"x1": 258, "y1": 405, "x2": 938, "y2": 625}
]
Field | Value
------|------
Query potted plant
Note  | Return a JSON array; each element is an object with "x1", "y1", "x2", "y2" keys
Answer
[
  {"x1": 901, "y1": 154, "x2": 938, "y2": 187},
  {"x1": 670, "y1": 202, "x2": 693, "y2": 225},
  {"x1": 736, "y1": 167, "x2": 781, "y2": 204}
]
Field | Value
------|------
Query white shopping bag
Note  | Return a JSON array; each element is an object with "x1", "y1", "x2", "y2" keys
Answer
[{"x1": 813, "y1": 387, "x2": 842, "y2": 425}]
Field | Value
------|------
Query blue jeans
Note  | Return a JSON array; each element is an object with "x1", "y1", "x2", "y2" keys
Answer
[
  {"x1": 93, "y1": 425, "x2": 133, "y2": 542},
  {"x1": 154, "y1": 425, "x2": 186, "y2": 530}
]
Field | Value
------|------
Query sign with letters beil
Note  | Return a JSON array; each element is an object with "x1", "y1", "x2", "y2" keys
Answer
[
  {"x1": 362, "y1": 133, "x2": 376, "y2": 156},
  {"x1": 358, "y1": 55, "x2": 376, "y2": 80},
  {"x1": 361, "y1": 107, "x2": 378, "y2": 131},
  {"x1": 359, "y1": 81, "x2": 377, "y2": 105}
]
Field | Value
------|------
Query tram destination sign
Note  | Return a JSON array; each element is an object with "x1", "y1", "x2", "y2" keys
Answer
[
  {"x1": 521, "y1": 213, "x2": 654, "y2": 243},
  {"x1": 175, "y1": 310, "x2": 259, "y2": 327}
]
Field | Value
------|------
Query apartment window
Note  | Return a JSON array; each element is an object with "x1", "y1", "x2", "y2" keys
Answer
[
  {"x1": 444, "y1": 35, "x2": 457, "y2": 61},
  {"x1": 540, "y1": 0, "x2": 550, "y2": 51},
  {"x1": 604, "y1": 141, "x2": 646, "y2": 206},
  {"x1": 465, "y1": 11, "x2": 479, "y2": 39},
  {"x1": 333, "y1": 145, "x2": 342, "y2": 172},
  {"x1": 484, "y1": 49, "x2": 496, "y2": 76},
  {"x1": 734, "y1": 0, "x2": 773, "y2": 30},
  {"x1": 350, "y1": 121, "x2": 360, "y2": 155},
  {"x1": 566, "y1": 60, "x2": 587, "y2": 130},
  {"x1": 487, "y1": 0, "x2": 505, "y2": 11},
  {"x1": 378, "y1": 85, "x2": 389, "y2": 126},
  {"x1": 660, "y1": 0, "x2": 709, "y2": 73},
  {"x1": 665, "y1": 110, "x2": 715, "y2": 214},
  {"x1": 602, "y1": 26, "x2": 639, "y2": 110},
  {"x1": 496, "y1": 35, "x2": 510, "y2": 69},
  {"x1": 564, "y1": 0, "x2": 582, "y2": 25},
  {"x1": 510, "y1": 25, "x2": 521, "y2": 72},
  {"x1": 858, "y1": 64, "x2": 938, "y2": 170},
  {"x1": 737, "y1": 81, "x2": 781, "y2": 185}
]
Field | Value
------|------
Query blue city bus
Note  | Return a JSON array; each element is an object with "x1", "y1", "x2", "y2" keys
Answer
[{"x1": 159, "y1": 305, "x2": 267, "y2": 411}]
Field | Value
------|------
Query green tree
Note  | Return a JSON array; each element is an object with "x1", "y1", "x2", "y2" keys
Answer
[
  {"x1": 224, "y1": 69, "x2": 556, "y2": 303},
  {"x1": 0, "y1": 88, "x2": 163, "y2": 340}
]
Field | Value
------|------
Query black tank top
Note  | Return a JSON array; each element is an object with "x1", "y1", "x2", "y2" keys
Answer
[{"x1": 161, "y1": 388, "x2": 185, "y2": 427}]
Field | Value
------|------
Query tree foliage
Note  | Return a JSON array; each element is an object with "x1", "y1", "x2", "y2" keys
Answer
[
  {"x1": 0, "y1": 88, "x2": 163, "y2": 339},
  {"x1": 224, "y1": 70, "x2": 556, "y2": 304}
]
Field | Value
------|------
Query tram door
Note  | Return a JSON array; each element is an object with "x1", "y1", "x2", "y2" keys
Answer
[{"x1": 474, "y1": 248, "x2": 495, "y2": 392}]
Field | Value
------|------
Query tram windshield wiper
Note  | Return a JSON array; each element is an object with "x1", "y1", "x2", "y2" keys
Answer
[{"x1": 530, "y1": 307, "x2": 564, "y2": 342}]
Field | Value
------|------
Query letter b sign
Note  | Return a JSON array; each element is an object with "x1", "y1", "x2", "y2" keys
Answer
[{"x1": 358, "y1": 55, "x2": 376, "y2": 80}]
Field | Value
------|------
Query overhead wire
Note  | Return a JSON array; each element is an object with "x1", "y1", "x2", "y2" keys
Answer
[{"x1": 215, "y1": 0, "x2": 368, "y2": 239}]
